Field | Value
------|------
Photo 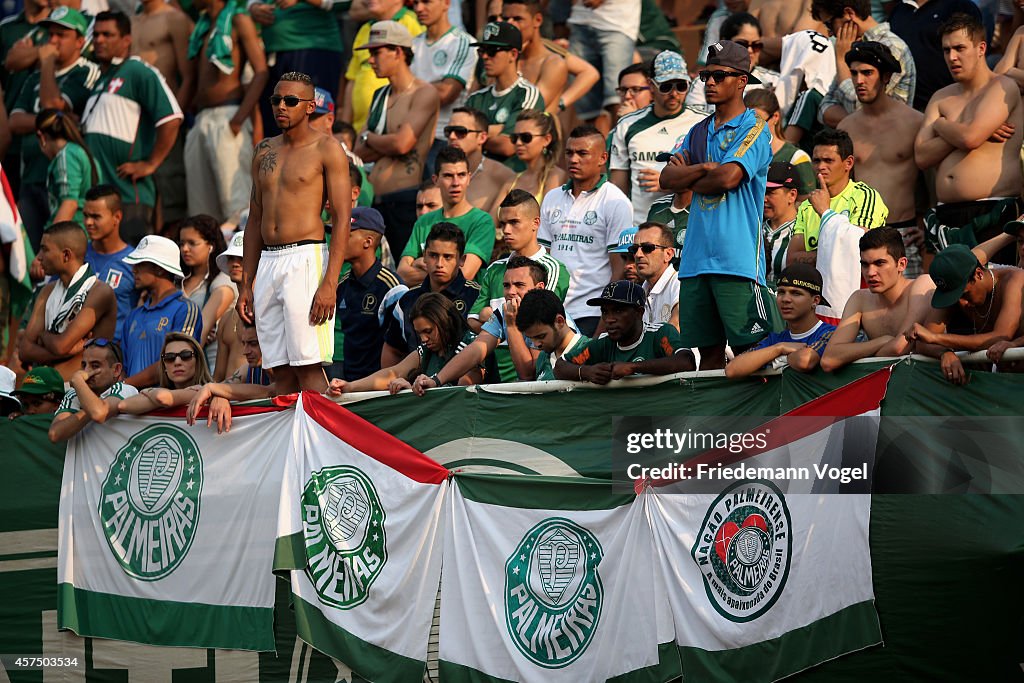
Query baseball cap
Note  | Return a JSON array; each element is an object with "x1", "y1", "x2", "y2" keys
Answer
[
  {"x1": 610, "y1": 226, "x2": 639, "y2": 253},
  {"x1": 471, "y1": 22, "x2": 522, "y2": 51},
  {"x1": 216, "y1": 231, "x2": 245, "y2": 273},
  {"x1": 14, "y1": 366, "x2": 65, "y2": 397},
  {"x1": 587, "y1": 280, "x2": 647, "y2": 309},
  {"x1": 776, "y1": 263, "x2": 831, "y2": 307},
  {"x1": 844, "y1": 41, "x2": 902, "y2": 74},
  {"x1": 0, "y1": 366, "x2": 21, "y2": 416},
  {"x1": 351, "y1": 207, "x2": 386, "y2": 235},
  {"x1": 652, "y1": 50, "x2": 688, "y2": 84},
  {"x1": 357, "y1": 20, "x2": 414, "y2": 50},
  {"x1": 766, "y1": 162, "x2": 800, "y2": 190},
  {"x1": 41, "y1": 6, "x2": 88, "y2": 36},
  {"x1": 930, "y1": 244, "x2": 980, "y2": 308},
  {"x1": 705, "y1": 41, "x2": 761, "y2": 84},
  {"x1": 313, "y1": 87, "x2": 335, "y2": 116},
  {"x1": 122, "y1": 235, "x2": 185, "y2": 279}
]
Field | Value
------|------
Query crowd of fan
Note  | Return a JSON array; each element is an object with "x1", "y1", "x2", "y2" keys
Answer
[{"x1": 2, "y1": 0, "x2": 1024, "y2": 435}]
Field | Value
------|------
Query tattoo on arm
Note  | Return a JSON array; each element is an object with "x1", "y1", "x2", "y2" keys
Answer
[{"x1": 258, "y1": 150, "x2": 278, "y2": 177}]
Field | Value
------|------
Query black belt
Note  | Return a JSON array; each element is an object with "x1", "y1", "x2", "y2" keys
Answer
[
  {"x1": 887, "y1": 219, "x2": 917, "y2": 229},
  {"x1": 264, "y1": 239, "x2": 325, "y2": 251}
]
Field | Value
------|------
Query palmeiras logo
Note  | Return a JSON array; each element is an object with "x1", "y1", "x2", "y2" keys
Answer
[
  {"x1": 691, "y1": 480, "x2": 792, "y2": 622},
  {"x1": 504, "y1": 518, "x2": 603, "y2": 668},
  {"x1": 302, "y1": 466, "x2": 386, "y2": 609},
  {"x1": 100, "y1": 425, "x2": 202, "y2": 581}
]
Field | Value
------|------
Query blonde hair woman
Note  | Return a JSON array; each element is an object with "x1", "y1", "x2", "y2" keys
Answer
[
  {"x1": 509, "y1": 110, "x2": 566, "y2": 204},
  {"x1": 119, "y1": 333, "x2": 213, "y2": 414}
]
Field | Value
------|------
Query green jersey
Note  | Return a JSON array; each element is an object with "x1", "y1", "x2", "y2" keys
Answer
[
  {"x1": 12, "y1": 57, "x2": 99, "y2": 185},
  {"x1": 646, "y1": 195, "x2": 690, "y2": 250},
  {"x1": 402, "y1": 207, "x2": 495, "y2": 265},
  {"x1": 257, "y1": 2, "x2": 342, "y2": 53},
  {"x1": 418, "y1": 329, "x2": 476, "y2": 377},
  {"x1": 569, "y1": 322, "x2": 683, "y2": 365},
  {"x1": 535, "y1": 331, "x2": 589, "y2": 381},
  {"x1": 0, "y1": 13, "x2": 47, "y2": 110},
  {"x1": 465, "y1": 76, "x2": 544, "y2": 137},
  {"x1": 47, "y1": 142, "x2": 97, "y2": 227},
  {"x1": 82, "y1": 57, "x2": 183, "y2": 207}
]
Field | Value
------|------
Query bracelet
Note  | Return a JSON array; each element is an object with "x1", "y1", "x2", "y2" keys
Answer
[
  {"x1": 577, "y1": 365, "x2": 584, "y2": 382},
  {"x1": 429, "y1": 373, "x2": 443, "y2": 387}
]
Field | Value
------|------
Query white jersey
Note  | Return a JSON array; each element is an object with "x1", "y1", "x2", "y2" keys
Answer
[
  {"x1": 56, "y1": 381, "x2": 138, "y2": 415},
  {"x1": 775, "y1": 30, "x2": 836, "y2": 116},
  {"x1": 608, "y1": 104, "x2": 705, "y2": 224},
  {"x1": 538, "y1": 178, "x2": 634, "y2": 320},
  {"x1": 567, "y1": 0, "x2": 641, "y2": 40},
  {"x1": 411, "y1": 26, "x2": 477, "y2": 139},
  {"x1": 642, "y1": 266, "x2": 680, "y2": 327}
]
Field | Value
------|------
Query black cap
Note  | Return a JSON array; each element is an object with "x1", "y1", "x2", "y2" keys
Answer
[
  {"x1": 776, "y1": 263, "x2": 830, "y2": 307},
  {"x1": 844, "y1": 41, "x2": 902, "y2": 74},
  {"x1": 471, "y1": 22, "x2": 522, "y2": 51},
  {"x1": 705, "y1": 40, "x2": 761, "y2": 84},
  {"x1": 586, "y1": 280, "x2": 646, "y2": 309},
  {"x1": 766, "y1": 162, "x2": 800, "y2": 190},
  {"x1": 351, "y1": 207, "x2": 386, "y2": 235}
]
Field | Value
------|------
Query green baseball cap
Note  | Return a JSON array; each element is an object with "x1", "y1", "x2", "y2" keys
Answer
[
  {"x1": 41, "y1": 6, "x2": 88, "y2": 37},
  {"x1": 930, "y1": 244, "x2": 980, "y2": 308},
  {"x1": 14, "y1": 366, "x2": 65, "y2": 396}
]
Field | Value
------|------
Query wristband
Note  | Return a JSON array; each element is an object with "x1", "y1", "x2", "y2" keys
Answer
[{"x1": 429, "y1": 373, "x2": 443, "y2": 387}]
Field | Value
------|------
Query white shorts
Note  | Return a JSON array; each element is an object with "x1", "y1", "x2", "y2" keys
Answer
[{"x1": 253, "y1": 242, "x2": 334, "y2": 368}]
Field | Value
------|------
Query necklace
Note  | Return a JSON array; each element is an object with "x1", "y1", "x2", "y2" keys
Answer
[
  {"x1": 471, "y1": 156, "x2": 484, "y2": 178},
  {"x1": 973, "y1": 268, "x2": 997, "y2": 334}
]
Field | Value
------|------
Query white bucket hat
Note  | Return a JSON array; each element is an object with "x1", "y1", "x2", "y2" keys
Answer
[
  {"x1": 0, "y1": 365, "x2": 22, "y2": 415},
  {"x1": 122, "y1": 235, "x2": 185, "y2": 279},
  {"x1": 216, "y1": 231, "x2": 245, "y2": 273}
]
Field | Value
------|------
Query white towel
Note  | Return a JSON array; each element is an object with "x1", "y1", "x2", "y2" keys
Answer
[
  {"x1": 816, "y1": 209, "x2": 864, "y2": 321},
  {"x1": 45, "y1": 264, "x2": 97, "y2": 334}
]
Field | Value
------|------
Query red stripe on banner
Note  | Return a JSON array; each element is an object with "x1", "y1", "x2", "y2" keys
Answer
[
  {"x1": 0, "y1": 164, "x2": 19, "y2": 217},
  {"x1": 647, "y1": 367, "x2": 891, "y2": 488},
  {"x1": 301, "y1": 391, "x2": 449, "y2": 485}
]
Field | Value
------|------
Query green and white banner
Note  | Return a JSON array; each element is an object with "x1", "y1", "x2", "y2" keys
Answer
[
  {"x1": 58, "y1": 405, "x2": 293, "y2": 651},
  {"x1": 439, "y1": 475, "x2": 679, "y2": 682},
  {"x1": 274, "y1": 392, "x2": 449, "y2": 682},
  {"x1": 647, "y1": 370, "x2": 888, "y2": 682}
]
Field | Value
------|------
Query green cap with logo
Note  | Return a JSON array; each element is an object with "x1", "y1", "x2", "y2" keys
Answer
[
  {"x1": 41, "y1": 6, "x2": 89, "y2": 37},
  {"x1": 14, "y1": 366, "x2": 65, "y2": 396},
  {"x1": 929, "y1": 244, "x2": 980, "y2": 308}
]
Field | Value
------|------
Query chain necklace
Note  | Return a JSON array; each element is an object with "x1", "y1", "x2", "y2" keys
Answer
[{"x1": 972, "y1": 267, "x2": 997, "y2": 334}]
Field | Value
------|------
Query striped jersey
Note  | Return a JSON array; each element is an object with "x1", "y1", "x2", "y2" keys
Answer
[
  {"x1": 82, "y1": 57, "x2": 183, "y2": 207},
  {"x1": 57, "y1": 381, "x2": 138, "y2": 415},
  {"x1": 794, "y1": 180, "x2": 888, "y2": 251},
  {"x1": 608, "y1": 103, "x2": 705, "y2": 224},
  {"x1": 569, "y1": 322, "x2": 683, "y2": 365},
  {"x1": 466, "y1": 76, "x2": 544, "y2": 137},
  {"x1": 47, "y1": 142, "x2": 97, "y2": 227},
  {"x1": 411, "y1": 26, "x2": 478, "y2": 139}
]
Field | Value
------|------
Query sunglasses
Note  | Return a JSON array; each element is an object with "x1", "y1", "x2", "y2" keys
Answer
[
  {"x1": 85, "y1": 337, "x2": 123, "y2": 364},
  {"x1": 477, "y1": 46, "x2": 510, "y2": 57},
  {"x1": 509, "y1": 132, "x2": 540, "y2": 144},
  {"x1": 627, "y1": 242, "x2": 670, "y2": 256},
  {"x1": 698, "y1": 70, "x2": 743, "y2": 83},
  {"x1": 415, "y1": 202, "x2": 439, "y2": 210},
  {"x1": 162, "y1": 350, "x2": 196, "y2": 363},
  {"x1": 615, "y1": 85, "x2": 651, "y2": 97},
  {"x1": 733, "y1": 39, "x2": 764, "y2": 50},
  {"x1": 443, "y1": 125, "x2": 482, "y2": 139},
  {"x1": 657, "y1": 80, "x2": 689, "y2": 94},
  {"x1": 269, "y1": 95, "x2": 313, "y2": 107}
]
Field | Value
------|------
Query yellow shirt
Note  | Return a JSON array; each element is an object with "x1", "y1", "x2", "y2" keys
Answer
[{"x1": 345, "y1": 8, "x2": 425, "y2": 133}]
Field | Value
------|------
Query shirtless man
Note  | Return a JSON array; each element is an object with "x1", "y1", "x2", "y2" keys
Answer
[
  {"x1": 354, "y1": 21, "x2": 439, "y2": 259},
  {"x1": 914, "y1": 13, "x2": 1024, "y2": 268},
  {"x1": 751, "y1": 0, "x2": 825, "y2": 64},
  {"x1": 444, "y1": 106, "x2": 515, "y2": 220},
  {"x1": 907, "y1": 232, "x2": 1024, "y2": 384},
  {"x1": 184, "y1": 0, "x2": 267, "y2": 226},
  {"x1": 19, "y1": 221, "x2": 118, "y2": 380},
  {"x1": 820, "y1": 227, "x2": 935, "y2": 372},
  {"x1": 131, "y1": 0, "x2": 191, "y2": 101},
  {"x1": 500, "y1": 0, "x2": 599, "y2": 116},
  {"x1": 132, "y1": 0, "x2": 193, "y2": 225},
  {"x1": 237, "y1": 72, "x2": 351, "y2": 394},
  {"x1": 838, "y1": 42, "x2": 925, "y2": 276}
]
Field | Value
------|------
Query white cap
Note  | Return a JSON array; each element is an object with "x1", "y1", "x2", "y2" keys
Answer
[
  {"x1": 0, "y1": 365, "x2": 22, "y2": 415},
  {"x1": 216, "y1": 231, "x2": 245, "y2": 273},
  {"x1": 122, "y1": 235, "x2": 184, "y2": 279}
]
